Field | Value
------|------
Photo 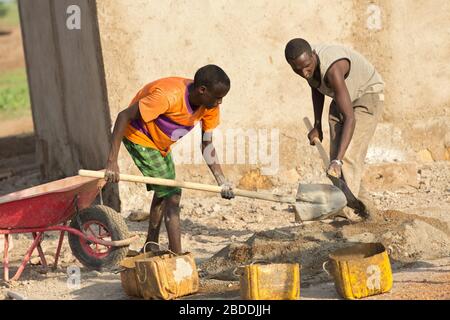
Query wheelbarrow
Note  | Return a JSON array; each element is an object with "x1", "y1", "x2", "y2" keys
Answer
[{"x1": 0, "y1": 175, "x2": 138, "y2": 282}]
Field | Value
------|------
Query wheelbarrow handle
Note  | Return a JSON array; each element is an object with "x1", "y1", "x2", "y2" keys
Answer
[{"x1": 78, "y1": 170, "x2": 295, "y2": 204}]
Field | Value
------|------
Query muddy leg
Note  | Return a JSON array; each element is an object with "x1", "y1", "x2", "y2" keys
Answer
[
  {"x1": 143, "y1": 195, "x2": 164, "y2": 252},
  {"x1": 162, "y1": 192, "x2": 182, "y2": 254}
]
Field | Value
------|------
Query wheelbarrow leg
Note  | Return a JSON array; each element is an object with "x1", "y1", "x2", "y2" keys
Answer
[
  {"x1": 33, "y1": 232, "x2": 48, "y2": 272},
  {"x1": 11, "y1": 233, "x2": 43, "y2": 281},
  {"x1": 53, "y1": 225, "x2": 66, "y2": 270},
  {"x1": 3, "y1": 234, "x2": 9, "y2": 282}
]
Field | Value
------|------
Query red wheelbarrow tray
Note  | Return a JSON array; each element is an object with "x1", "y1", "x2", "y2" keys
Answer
[{"x1": 0, "y1": 175, "x2": 136, "y2": 282}]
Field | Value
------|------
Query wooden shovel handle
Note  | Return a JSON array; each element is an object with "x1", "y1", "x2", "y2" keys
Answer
[
  {"x1": 78, "y1": 170, "x2": 295, "y2": 204},
  {"x1": 303, "y1": 117, "x2": 330, "y2": 168}
]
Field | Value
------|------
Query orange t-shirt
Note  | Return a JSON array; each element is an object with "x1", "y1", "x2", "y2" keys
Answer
[{"x1": 124, "y1": 77, "x2": 220, "y2": 157}]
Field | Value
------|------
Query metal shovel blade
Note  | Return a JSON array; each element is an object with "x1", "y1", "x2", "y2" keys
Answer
[{"x1": 294, "y1": 184, "x2": 347, "y2": 222}]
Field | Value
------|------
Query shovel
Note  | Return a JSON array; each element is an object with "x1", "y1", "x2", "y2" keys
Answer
[
  {"x1": 303, "y1": 117, "x2": 367, "y2": 215},
  {"x1": 79, "y1": 169, "x2": 347, "y2": 222}
]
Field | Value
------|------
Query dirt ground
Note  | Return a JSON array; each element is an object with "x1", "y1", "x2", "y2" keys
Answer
[
  {"x1": 0, "y1": 27, "x2": 24, "y2": 72},
  {"x1": 0, "y1": 147, "x2": 449, "y2": 299}
]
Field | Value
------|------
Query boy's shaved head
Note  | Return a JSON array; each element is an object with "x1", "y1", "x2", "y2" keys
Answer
[
  {"x1": 285, "y1": 38, "x2": 312, "y2": 61},
  {"x1": 194, "y1": 65, "x2": 230, "y2": 90}
]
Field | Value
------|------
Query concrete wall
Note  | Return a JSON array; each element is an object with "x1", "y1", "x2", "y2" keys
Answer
[
  {"x1": 19, "y1": 1, "x2": 449, "y2": 214},
  {"x1": 19, "y1": 0, "x2": 119, "y2": 209},
  {"x1": 95, "y1": 0, "x2": 449, "y2": 213}
]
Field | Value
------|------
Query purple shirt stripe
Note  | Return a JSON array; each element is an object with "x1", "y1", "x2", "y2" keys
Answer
[
  {"x1": 154, "y1": 115, "x2": 195, "y2": 141},
  {"x1": 130, "y1": 119, "x2": 154, "y2": 141}
]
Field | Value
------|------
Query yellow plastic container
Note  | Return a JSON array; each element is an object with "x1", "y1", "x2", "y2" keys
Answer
[
  {"x1": 135, "y1": 252, "x2": 199, "y2": 300},
  {"x1": 119, "y1": 252, "x2": 155, "y2": 297},
  {"x1": 324, "y1": 243, "x2": 393, "y2": 299},
  {"x1": 238, "y1": 263, "x2": 300, "y2": 300}
]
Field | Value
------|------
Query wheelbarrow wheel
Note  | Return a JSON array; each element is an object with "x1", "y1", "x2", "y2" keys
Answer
[{"x1": 68, "y1": 205, "x2": 130, "y2": 270}]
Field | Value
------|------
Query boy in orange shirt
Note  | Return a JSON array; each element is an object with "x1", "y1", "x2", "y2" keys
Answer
[{"x1": 105, "y1": 65, "x2": 234, "y2": 254}]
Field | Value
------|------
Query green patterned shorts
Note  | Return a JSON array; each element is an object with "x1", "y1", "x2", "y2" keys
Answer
[{"x1": 123, "y1": 138, "x2": 181, "y2": 198}]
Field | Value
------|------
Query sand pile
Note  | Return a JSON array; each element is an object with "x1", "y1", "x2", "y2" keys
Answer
[
  {"x1": 237, "y1": 169, "x2": 274, "y2": 191},
  {"x1": 199, "y1": 210, "x2": 450, "y2": 283}
]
